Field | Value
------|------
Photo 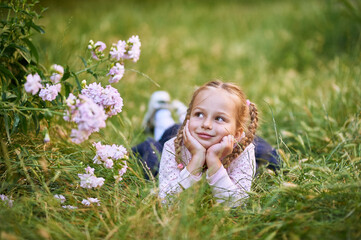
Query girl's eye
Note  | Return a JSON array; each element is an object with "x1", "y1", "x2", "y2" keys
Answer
[
  {"x1": 195, "y1": 112, "x2": 204, "y2": 118},
  {"x1": 216, "y1": 116, "x2": 225, "y2": 122}
]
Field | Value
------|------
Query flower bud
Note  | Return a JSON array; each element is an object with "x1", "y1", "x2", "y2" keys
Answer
[
  {"x1": 43, "y1": 129, "x2": 50, "y2": 143},
  {"x1": 81, "y1": 80, "x2": 87, "y2": 88}
]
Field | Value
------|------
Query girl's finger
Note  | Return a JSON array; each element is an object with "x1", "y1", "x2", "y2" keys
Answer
[
  {"x1": 183, "y1": 122, "x2": 187, "y2": 136},
  {"x1": 229, "y1": 135, "x2": 234, "y2": 146}
]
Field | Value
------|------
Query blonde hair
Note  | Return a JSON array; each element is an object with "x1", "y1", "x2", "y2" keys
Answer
[{"x1": 174, "y1": 80, "x2": 258, "y2": 168}]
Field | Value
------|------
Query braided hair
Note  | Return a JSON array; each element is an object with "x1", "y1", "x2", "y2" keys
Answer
[{"x1": 174, "y1": 80, "x2": 258, "y2": 168}]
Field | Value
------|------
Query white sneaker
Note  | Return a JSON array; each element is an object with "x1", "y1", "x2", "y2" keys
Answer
[
  {"x1": 172, "y1": 100, "x2": 188, "y2": 123},
  {"x1": 142, "y1": 91, "x2": 171, "y2": 132}
]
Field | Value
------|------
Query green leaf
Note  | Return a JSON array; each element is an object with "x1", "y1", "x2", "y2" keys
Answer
[
  {"x1": 4, "y1": 113, "x2": 11, "y2": 141},
  {"x1": 0, "y1": 4, "x2": 11, "y2": 9},
  {"x1": 87, "y1": 68, "x2": 98, "y2": 80},
  {"x1": 44, "y1": 109, "x2": 53, "y2": 120},
  {"x1": 64, "y1": 82, "x2": 72, "y2": 97},
  {"x1": 11, "y1": 113, "x2": 20, "y2": 134},
  {"x1": 29, "y1": 21, "x2": 45, "y2": 34},
  {"x1": 9, "y1": 43, "x2": 32, "y2": 64},
  {"x1": 20, "y1": 114, "x2": 28, "y2": 134},
  {"x1": 62, "y1": 66, "x2": 70, "y2": 81},
  {"x1": 0, "y1": 64, "x2": 16, "y2": 80},
  {"x1": 32, "y1": 112, "x2": 40, "y2": 135},
  {"x1": 3, "y1": 91, "x2": 17, "y2": 100},
  {"x1": 71, "y1": 72, "x2": 82, "y2": 91},
  {"x1": 22, "y1": 38, "x2": 39, "y2": 63},
  {"x1": 81, "y1": 57, "x2": 88, "y2": 67}
]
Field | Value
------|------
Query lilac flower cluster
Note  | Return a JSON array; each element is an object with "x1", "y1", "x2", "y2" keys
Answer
[
  {"x1": 110, "y1": 35, "x2": 141, "y2": 63},
  {"x1": 62, "y1": 205, "x2": 78, "y2": 209},
  {"x1": 25, "y1": 73, "x2": 42, "y2": 95},
  {"x1": 78, "y1": 166, "x2": 105, "y2": 189},
  {"x1": 0, "y1": 194, "x2": 13, "y2": 207},
  {"x1": 54, "y1": 194, "x2": 66, "y2": 203},
  {"x1": 39, "y1": 83, "x2": 61, "y2": 101},
  {"x1": 93, "y1": 142, "x2": 127, "y2": 169},
  {"x1": 88, "y1": 40, "x2": 107, "y2": 60},
  {"x1": 88, "y1": 36, "x2": 141, "y2": 84},
  {"x1": 24, "y1": 37, "x2": 141, "y2": 144},
  {"x1": 22, "y1": 37, "x2": 140, "y2": 210},
  {"x1": 81, "y1": 82, "x2": 123, "y2": 117},
  {"x1": 50, "y1": 64, "x2": 64, "y2": 84},
  {"x1": 64, "y1": 94, "x2": 107, "y2": 144},
  {"x1": 54, "y1": 193, "x2": 101, "y2": 208},
  {"x1": 25, "y1": 64, "x2": 63, "y2": 101},
  {"x1": 107, "y1": 63, "x2": 125, "y2": 84},
  {"x1": 82, "y1": 197, "x2": 100, "y2": 206},
  {"x1": 126, "y1": 35, "x2": 141, "y2": 62},
  {"x1": 110, "y1": 40, "x2": 126, "y2": 62},
  {"x1": 114, "y1": 161, "x2": 128, "y2": 182}
]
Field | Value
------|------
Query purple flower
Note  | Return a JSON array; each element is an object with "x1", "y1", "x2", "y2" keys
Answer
[
  {"x1": 44, "y1": 132, "x2": 50, "y2": 143},
  {"x1": 95, "y1": 41, "x2": 106, "y2": 52},
  {"x1": 25, "y1": 73, "x2": 42, "y2": 95},
  {"x1": 85, "y1": 166, "x2": 95, "y2": 175},
  {"x1": 109, "y1": 36, "x2": 141, "y2": 62},
  {"x1": 64, "y1": 94, "x2": 107, "y2": 144},
  {"x1": 127, "y1": 35, "x2": 141, "y2": 62},
  {"x1": 70, "y1": 129, "x2": 92, "y2": 144},
  {"x1": 107, "y1": 63, "x2": 125, "y2": 83},
  {"x1": 88, "y1": 197, "x2": 100, "y2": 205},
  {"x1": 39, "y1": 83, "x2": 61, "y2": 101},
  {"x1": 110, "y1": 40, "x2": 127, "y2": 61},
  {"x1": 82, "y1": 197, "x2": 100, "y2": 206},
  {"x1": 50, "y1": 64, "x2": 64, "y2": 84},
  {"x1": 54, "y1": 194, "x2": 66, "y2": 203},
  {"x1": 104, "y1": 159, "x2": 114, "y2": 169},
  {"x1": 92, "y1": 142, "x2": 128, "y2": 169},
  {"x1": 73, "y1": 95, "x2": 107, "y2": 132},
  {"x1": 78, "y1": 170, "x2": 105, "y2": 189},
  {"x1": 81, "y1": 83, "x2": 123, "y2": 117},
  {"x1": 89, "y1": 40, "x2": 107, "y2": 60},
  {"x1": 0, "y1": 194, "x2": 13, "y2": 207},
  {"x1": 114, "y1": 161, "x2": 128, "y2": 182},
  {"x1": 65, "y1": 93, "x2": 78, "y2": 109},
  {"x1": 62, "y1": 205, "x2": 77, "y2": 209},
  {"x1": 82, "y1": 199, "x2": 91, "y2": 206}
]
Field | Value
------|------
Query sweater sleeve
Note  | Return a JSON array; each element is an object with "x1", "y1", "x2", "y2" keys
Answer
[
  {"x1": 158, "y1": 138, "x2": 202, "y2": 201},
  {"x1": 206, "y1": 143, "x2": 256, "y2": 207}
]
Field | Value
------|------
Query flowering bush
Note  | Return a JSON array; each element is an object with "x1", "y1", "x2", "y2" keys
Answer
[
  {"x1": 0, "y1": 1, "x2": 145, "y2": 210},
  {"x1": 26, "y1": 36, "x2": 140, "y2": 206},
  {"x1": 0, "y1": 1, "x2": 48, "y2": 140},
  {"x1": 24, "y1": 35, "x2": 140, "y2": 144}
]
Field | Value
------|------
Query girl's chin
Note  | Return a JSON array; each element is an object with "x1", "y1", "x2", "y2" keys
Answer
[{"x1": 198, "y1": 139, "x2": 217, "y2": 149}]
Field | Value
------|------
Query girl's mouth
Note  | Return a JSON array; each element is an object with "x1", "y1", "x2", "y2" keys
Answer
[{"x1": 197, "y1": 132, "x2": 213, "y2": 139}]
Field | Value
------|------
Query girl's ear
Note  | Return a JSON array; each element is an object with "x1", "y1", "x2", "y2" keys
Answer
[{"x1": 234, "y1": 128, "x2": 243, "y2": 141}]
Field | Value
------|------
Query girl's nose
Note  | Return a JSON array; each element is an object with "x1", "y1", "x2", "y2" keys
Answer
[{"x1": 202, "y1": 117, "x2": 212, "y2": 130}]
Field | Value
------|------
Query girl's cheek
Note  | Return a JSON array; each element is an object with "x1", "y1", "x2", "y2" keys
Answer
[{"x1": 189, "y1": 129, "x2": 197, "y2": 138}]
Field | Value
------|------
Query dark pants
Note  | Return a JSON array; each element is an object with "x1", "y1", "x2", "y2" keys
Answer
[{"x1": 132, "y1": 124, "x2": 281, "y2": 178}]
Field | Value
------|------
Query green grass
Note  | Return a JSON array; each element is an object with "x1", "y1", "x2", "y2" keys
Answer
[{"x1": 1, "y1": 0, "x2": 361, "y2": 239}]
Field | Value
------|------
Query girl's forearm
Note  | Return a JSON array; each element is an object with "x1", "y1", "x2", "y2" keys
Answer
[
  {"x1": 206, "y1": 154, "x2": 222, "y2": 177},
  {"x1": 186, "y1": 152, "x2": 205, "y2": 176}
]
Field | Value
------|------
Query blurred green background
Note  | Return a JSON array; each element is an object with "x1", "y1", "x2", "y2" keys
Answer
[
  {"x1": 1, "y1": 1, "x2": 360, "y2": 239},
  {"x1": 34, "y1": 0, "x2": 360, "y2": 149}
]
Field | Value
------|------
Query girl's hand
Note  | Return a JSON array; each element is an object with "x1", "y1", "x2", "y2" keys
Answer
[
  {"x1": 206, "y1": 135, "x2": 235, "y2": 176},
  {"x1": 183, "y1": 120, "x2": 206, "y2": 175},
  {"x1": 183, "y1": 120, "x2": 206, "y2": 156}
]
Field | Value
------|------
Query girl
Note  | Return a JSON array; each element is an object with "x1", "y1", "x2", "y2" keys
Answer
[{"x1": 158, "y1": 80, "x2": 259, "y2": 206}]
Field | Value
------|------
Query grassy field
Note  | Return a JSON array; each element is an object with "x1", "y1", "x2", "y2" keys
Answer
[{"x1": 1, "y1": 0, "x2": 361, "y2": 239}]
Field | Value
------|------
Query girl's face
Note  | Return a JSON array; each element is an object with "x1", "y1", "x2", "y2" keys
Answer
[{"x1": 188, "y1": 88, "x2": 242, "y2": 149}]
